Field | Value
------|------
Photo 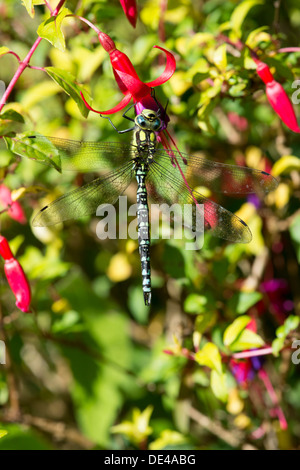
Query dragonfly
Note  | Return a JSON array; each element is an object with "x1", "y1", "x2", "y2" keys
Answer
[{"x1": 10, "y1": 106, "x2": 278, "y2": 306}]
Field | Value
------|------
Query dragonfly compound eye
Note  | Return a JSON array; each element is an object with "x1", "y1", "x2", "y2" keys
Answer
[
  {"x1": 153, "y1": 119, "x2": 161, "y2": 131},
  {"x1": 136, "y1": 115, "x2": 147, "y2": 128}
]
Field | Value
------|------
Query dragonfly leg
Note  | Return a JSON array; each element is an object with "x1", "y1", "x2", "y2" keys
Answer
[
  {"x1": 122, "y1": 103, "x2": 136, "y2": 122},
  {"x1": 100, "y1": 114, "x2": 135, "y2": 134}
]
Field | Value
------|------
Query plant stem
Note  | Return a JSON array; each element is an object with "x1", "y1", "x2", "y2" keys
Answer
[
  {"x1": 0, "y1": 37, "x2": 41, "y2": 112},
  {"x1": 278, "y1": 47, "x2": 300, "y2": 53},
  {"x1": 75, "y1": 15, "x2": 101, "y2": 34},
  {"x1": 232, "y1": 346, "x2": 273, "y2": 360},
  {"x1": 0, "y1": 0, "x2": 66, "y2": 112}
]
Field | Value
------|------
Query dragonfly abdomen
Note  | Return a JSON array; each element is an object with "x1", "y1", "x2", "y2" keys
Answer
[{"x1": 135, "y1": 163, "x2": 151, "y2": 306}]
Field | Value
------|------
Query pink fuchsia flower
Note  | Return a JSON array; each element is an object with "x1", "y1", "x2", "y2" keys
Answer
[
  {"x1": 229, "y1": 318, "x2": 264, "y2": 387},
  {"x1": 119, "y1": 0, "x2": 138, "y2": 28},
  {"x1": 229, "y1": 317, "x2": 287, "y2": 430},
  {"x1": 227, "y1": 111, "x2": 249, "y2": 132},
  {"x1": 254, "y1": 58, "x2": 300, "y2": 133},
  {"x1": 0, "y1": 235, "x2": 31, "y2": 313},
  {"x1": 259, "y1": 279, "x2": 294, "y2": 324},
  {"x1": 0, "y1": 185, "x2": 26, "y2": 224},
  {"x1": 81, "y1": 33, "x2": 176, "y2": 125}
]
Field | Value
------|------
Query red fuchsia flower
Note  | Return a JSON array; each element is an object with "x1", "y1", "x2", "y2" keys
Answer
[
  {"x1": 0, "y1": 235, "x2": 31, "y2": 313},
  {"x1": 80, "y1": 31, "x2": 200, "y2": 217},
  {"x1": 119, "y1": 0, "x2": 138, "y2": 28},
  {"x1": 0, "y1": 185, "x2": 26, "y2": 224},
  {"x1": 253, "y1": 57, "x2": 300, "y2": 133},
  {"x1": 80, "y1": 32, "x2": 176, "y2": 129}
]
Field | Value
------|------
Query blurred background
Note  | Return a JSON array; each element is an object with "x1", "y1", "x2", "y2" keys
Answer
[{"x1": 0, "y1": 0, "x2": 300, "y2": 450}]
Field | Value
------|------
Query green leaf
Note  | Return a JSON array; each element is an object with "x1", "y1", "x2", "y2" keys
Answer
[
  {"x1": 195, "y1": 342, "x2": 222, "y2": 374},
  {"x1": 229, "y1": 329, "x2": 265, "y2": 352},
  {"x1": 210, "y1": 370, "x2": 228, "y2": 402},
  {"x1": 245, "y1": 26, "x2": 270, "y2": 48},
  {"x1": 52, "y1": 310, "x2": 82, "y2": 334},
  {"x1": 4, "y1": 132, "x2": 62, "y2": 172},
  {"x1": 223, "y1": 315, "x2": 251, "y2": 347},
  {"x1": 37, "y1": 8, "x2": 72, "y2": 52},
  {"x1": 213, "y1": 44, "x2": 227, "y2": 71},
  {"x1": 21, "y1": 81, "x2": 61, "y2": 109},
  {"x1": 290, "y1": 215, "x2": 300, "y2": 243},
  {"x1": 21, "y1": 0, "x2": 44, "y2": 18},
  {"x1": 228, "y1": 83, "x2": 247, "y2": 97},
  {"x1": 230, "y1": 0, "x2": 263, "y2": 38},
  {"x1": 0, "y1": 118, "x2": 23, "y2": 136},
  {"x1": 149, "y1": 430, "x2": 187, "y2": 451},
  {"x1": 290, "y1": 215, "x2": 300, "y2": 263},
  {"x1": 55, "y1": 270, "x2": 134, "y2": 446},
  {"x1": 195, "y1": 312, "x2": 217, "y2": 334},
  {"x1": 0, "y1": 46, "x2": 10, "y2": 57},
  {"x1": 272, "y1": 155, "x2": 300, "y2": 176},
  {"x1": 128, "y1": 285, "x2": 150, "y2": 324},
  {"x1": 285, "y1": 315, "x2": 300, "y2": 332},
  {"x1": 272, "y1": 315, "x2": 300, "y2": 356},
  {"x1": 229, "y1": 291, "x2": 262, "y2": 314},
  {"x1": 0, "y1": 424, "x2": 52, "y2": 449},
  {"x1": 0, "y1": 430, "x2": 8, "y2": 439},
  {"x1": 272, "y1": 337, "x2": 285, "y2": 357},
  {"x1": 0, "y1": 109, "x2": 24, "y2": 123},
  {"x1": 45, "y1": 67, "x2": 90, "y2": 118},
  {"x1": 264, "y1": 57, "x2": 294, "y2": 81},
  {"x1": 111, "y1": 406, "x2": 153, "y2": 446},
  {"x1": 162, "y1": 244, "x2": 186, "y2": 278},
  {"x1": 184, "y1": 293, "x2": 209, "y2": 314}
]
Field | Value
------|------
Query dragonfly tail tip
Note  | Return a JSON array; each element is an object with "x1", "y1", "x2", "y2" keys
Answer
[{"x1": 144, "y1": 292, "x2": 151, "y2": 306}]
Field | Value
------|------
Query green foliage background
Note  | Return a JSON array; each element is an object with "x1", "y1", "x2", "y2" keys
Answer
[{"x1": 0, "y1": 0, "x2": 300, "y2": 450}]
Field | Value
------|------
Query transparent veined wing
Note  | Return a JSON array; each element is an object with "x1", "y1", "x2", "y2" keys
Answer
[
  {"x1": 153, "y1": 148, "x2": 278, "y2": 195},
  {"x1": 11, "y1": 134, "x2": 138, "y2": 173},
  {"x1": 148, "y1": 161, "x2": 252, "y2": 243},
  {"x1": 32, "y1": 162, "x2": 134, "y2": 227}
]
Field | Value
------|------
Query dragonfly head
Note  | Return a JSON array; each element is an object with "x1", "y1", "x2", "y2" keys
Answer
[{"x1": 135, "y1": 109, "x2": 162, "y2": 132}]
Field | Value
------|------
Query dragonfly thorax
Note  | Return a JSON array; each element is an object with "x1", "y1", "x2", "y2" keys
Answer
[{"x1": 132, "y1": 109, "x2": 161, "y2": 164}]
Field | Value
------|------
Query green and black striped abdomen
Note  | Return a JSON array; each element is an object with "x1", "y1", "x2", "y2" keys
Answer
[{"x1": 135, "y1": 162, "x2": 151, "y2": 306}]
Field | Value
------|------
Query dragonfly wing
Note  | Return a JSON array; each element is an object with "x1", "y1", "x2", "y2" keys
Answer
[
  {"x1": 154, "y1": 149, "x2": 278, "y2": 195},
  {"x1": 14, "y1": 135, "x2": 136, "y2": 172},
  {"x1": 148, "y1": 162, "x2": 252, "y2": 243},
  {"x1": 33, "y1": 162, "x2": 133, "y2": 227}
]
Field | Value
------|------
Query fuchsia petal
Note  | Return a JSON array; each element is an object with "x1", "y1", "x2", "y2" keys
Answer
[
  {"x1": 80, "y1": 91, "x2": 132, "y2": 115},
  {"x1": 95, "y1": 35, "x2": 175, "y2": 118},
  {"x1": 0, "y1": 235, "x2": 31, "y2": 313},
  {"x1": 112, "y1": 70, "x2": 151, "y2": 101},
  {"x1": 255, "y1": 61, "x2": 274, "y2": 84},
  {"x1": 7, "y1": 202, "x2": 26, "y2": 224},
  {"x1": 0, "y1": 185, "x2": 26, "y2": 224},
  {"x1": 265, "y1": 81, "x2": 300, "y2": 133},
  {"x1": 146, "y1": 46, "x2": 176, "y2": 87},
  {"x1": 119, "y1": 0, "x2": 138, "y2": 28},
  {"x1": 255, "y1": 60, "x2": 300, "y2": 133},
  {"x1": 0, "y1": 185, "x2": 12, "y2": 206},
  {"x1": 0, "y1": 235, "x2": 13, "y2": 260},
  {"x1": 4, "y1": 258, "x2": 31, "y2": 313},
  {"x1": 109, "y1": 50, "x2": 138, "y2": 76},
  {"x1": 246, "y1": 318, "x2": 257, "y2": 333}
]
